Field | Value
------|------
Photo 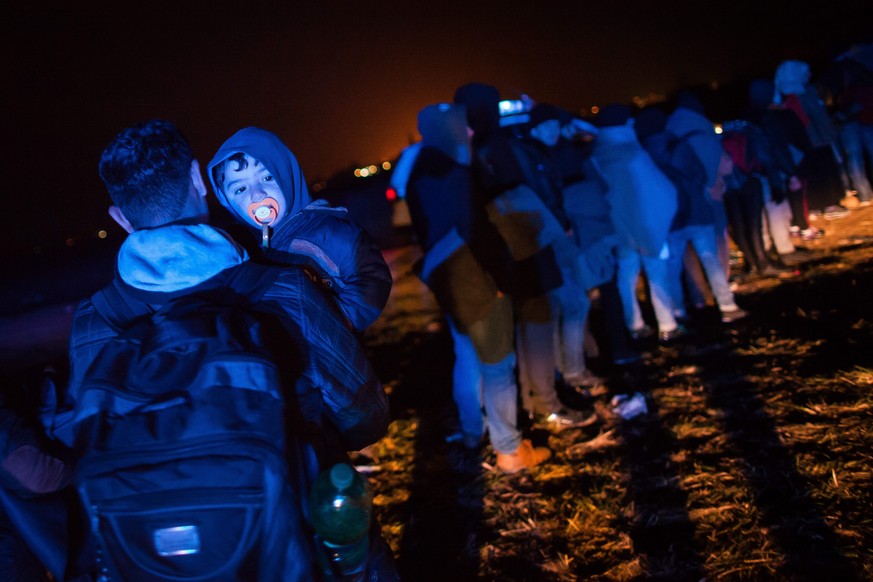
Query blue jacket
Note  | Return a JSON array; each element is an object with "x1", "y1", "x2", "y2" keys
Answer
[
  {"x1": 206, "y1": 127, "x2": 392, "y2": 332},
  {"x1": 66, "y1": 224, "x2": 389, "y2": 455}
]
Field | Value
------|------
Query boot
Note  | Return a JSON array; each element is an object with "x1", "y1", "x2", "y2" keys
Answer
[{"x1": 495, "y1": 439, "x2": 551, "y2": 473}]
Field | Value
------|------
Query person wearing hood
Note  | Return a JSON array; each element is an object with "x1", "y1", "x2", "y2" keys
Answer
[
  {"x1": 66, "y1": 120, "x2": 396, "y2": 581},
  {"x1": 591, "y1": 103, "x2": 682, "y2": 343},
  {"x1": 666, "y1": 91, "x2": 732, "y2": 282},
  {"x1": 454, "y1": 83, "x2": 598, "y2": 434},
  {"x1": 635, "y1": 106, "x2": 747, "y2": 325},
  {"x1": 516, "y1": 103, "x2": 606, "y2": 392},
  {"x1": 773, "y1": 59, "x2": 849, "y2": 219},
  {"x1": 207, "y1": 127, "x2": 393, "y2": 333},
  {"x1": 746, "y1": 77, "x2": 823, "y2": 245},
  {"x1": 405, "y1": 102, "x2": 551, "y2": 473}
]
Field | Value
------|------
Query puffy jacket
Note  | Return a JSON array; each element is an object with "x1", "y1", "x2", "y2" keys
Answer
[{"x1": 207, "y1": 127, "x2": 392, "y2": 332}]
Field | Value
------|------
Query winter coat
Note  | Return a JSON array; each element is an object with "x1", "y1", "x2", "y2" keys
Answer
[
  {"x1": 406, "y1": 146, "x2": 513, "y2": 362},
  {"x1": 590, "y1": 124, "x2": 678, "y2": 256},
  {"x1": 666, "y1": 107, "x2": 724, "y2": 189},
  {"x1": 639, "y1": 130, "x2": 715, "y2": 230},
  {"x1": 207, "y1": 127, "x2": 392, "y2": 332},
  {"x1": 65, "y1": 224, "x2": 389, "y2": 455}
]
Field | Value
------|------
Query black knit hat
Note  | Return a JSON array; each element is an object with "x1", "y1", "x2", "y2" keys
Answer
[
  {"x1": 595, "y1": 103, "x2": 633, "y2": 127},
  {"x1": 528, "y1": 103, "x2": 566, "y2": 128},
  {"x1": 634, "y1": 106, "x2": 667, "y2": 140},
  {"x1": 453, "y1": 82, "x2": 501, "y2": 136}
]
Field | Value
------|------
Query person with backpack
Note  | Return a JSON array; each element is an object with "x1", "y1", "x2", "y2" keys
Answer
[
  {"x1": 634, "y1": 105, "x2": 747, "y2": 324},
  {"x1": 63, "y1": 119, "x2": 396, "y2": 581}
]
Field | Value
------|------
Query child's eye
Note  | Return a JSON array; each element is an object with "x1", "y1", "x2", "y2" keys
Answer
[
  {"x1": 233, "y1": 185, "x2": 247, "y2": 196},
  {"x1": 263, "y1": 175, "x2": 275, "y2": 183}
]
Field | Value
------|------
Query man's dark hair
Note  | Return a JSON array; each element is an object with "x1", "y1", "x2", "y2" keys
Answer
[
  {"x1": 98, "y1": 119, "x2": 195, "y2": 229},
  {"x1": 212, "y1": 152, "x2": 249, "y2": 193}
]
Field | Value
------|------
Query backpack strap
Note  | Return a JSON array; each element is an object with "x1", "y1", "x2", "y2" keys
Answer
[{"x1": 90, "y1": 278, "x2": 151, "y2": 333}]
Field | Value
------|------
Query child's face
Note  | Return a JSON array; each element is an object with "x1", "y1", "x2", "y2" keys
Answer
[{"x1": 222, "y1": 154, "x2": 287, "y2": 227}]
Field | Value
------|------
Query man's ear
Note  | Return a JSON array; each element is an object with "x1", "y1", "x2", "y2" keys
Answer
[
  {"x1": 108, "y1": 205, "x2": 134, "y2": 233},
  {"x1": 190, "y1": 159, "x2": 208, "y2": 198}
]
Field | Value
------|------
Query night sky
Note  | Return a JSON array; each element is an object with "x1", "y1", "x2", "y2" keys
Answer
[{"x1": 3, "y1": 1, "x2": 869, "y2": 257}]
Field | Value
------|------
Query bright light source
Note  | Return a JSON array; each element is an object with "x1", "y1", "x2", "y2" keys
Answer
[
  {"x1": 368, "y1": 165, "x2": 377, "y2": 174},
  {"x1": 354, "y1": 169, "x2": 362, "y2": 177},
  {"x1": 382, "y1": 161, "x2": 392, "y2": 170},
  {"x1": 714, "y1": 124, "x2": 723, "y2": 135},
  {"x1": 590, "y1": 106, "x2": 600, "y2": 115},
  {"x1": 385, "y1": 187, "x2": 397, "y2": 201},
  {"x1": 97, "y1": 229, "x2": 108, "y2": 239},
  {"x1": 360, "y1": 168, "x2": 370, "y2": 177}
]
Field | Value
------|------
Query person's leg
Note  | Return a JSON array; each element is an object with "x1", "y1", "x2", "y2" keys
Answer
[
  {"x1": 688, "y1": 225, "x2": 739, "y2": 311},
  {"x1": 765, "y1": 198, "x2": 796, "y2": 256},
  {"x1": 859, "y1": 123, "x2": 873, "y2": 203},
  {"x1": 592, "y1": 275, "x2": 640, "y2": 364},
  {"x1": 464, "y1": 296, "x2": 521, "y2": 455},
  {"x1": 446, "y1": 318, "x2": 485, "y2": 446},
  {"x1": 615, "y1": 246, "x2": 645, "y2": 332},
  {"x1": 666, "y1": 228, "x2": 691, "y2": 319},
  {"x1": 551, "y1": 278, "x2": 591, "y2": 384},
  {"x1": 841, "y1": 121, "x2": 873, "y2": 203},
  {"x1": 640, "y1": 254, "x2": 678, "y2": 333},
  {"x1": 516, "y1": 293, "x2": 561, "y2": 417},
  {"x1": 742, "y1": 179, "x2": 771, "y2": 272}
]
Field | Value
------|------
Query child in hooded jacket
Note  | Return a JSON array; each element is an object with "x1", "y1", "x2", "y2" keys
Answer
[{"x1": 207, "y1": 127, "x2": 393, "y2": 332}]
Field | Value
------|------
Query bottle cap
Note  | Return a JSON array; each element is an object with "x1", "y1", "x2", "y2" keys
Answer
[{"x1": 329, "y1": 463, "x2": 355, "y2": 491}]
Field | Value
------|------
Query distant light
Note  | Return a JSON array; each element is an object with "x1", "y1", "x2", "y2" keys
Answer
[
  {"x1": 382, "y1": 161, "x2": 392, "y2": 170},
  {"x1": 97, "y1": 229, "x2": 108, "y2": 239},
  {"x1": 714, "y1": 124, "x2": 723, "y2": 134},
  {"x1": 590, "y1": 105, "x2": 600, "y2": 115},
  {"x1": 360, "y1": 168, "x2": 370, "y2": 177},
  {"x1": 312, "y1": 182, "x2": 323, "y2": 192},
  {"x1": 354, "y1": 169, "x2": 362, "y2": 177},
  {"x1": 66, "y1": 238, "x2": 75, "y2": 247},
  {"x1": 368, "y1": 165, "x2": 378, "y2": 174},
  {"x1": 385, "y1": 187, "x2": 397, "y2": 201}
]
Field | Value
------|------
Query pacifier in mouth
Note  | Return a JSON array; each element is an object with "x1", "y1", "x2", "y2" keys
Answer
[{"x1": 247, "y1": 198, "x2": 280, "y2": 225}]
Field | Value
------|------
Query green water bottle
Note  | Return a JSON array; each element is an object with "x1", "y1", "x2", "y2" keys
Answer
[{"x1": 308, "y1": 463, "x2": 372, "y2": 580}]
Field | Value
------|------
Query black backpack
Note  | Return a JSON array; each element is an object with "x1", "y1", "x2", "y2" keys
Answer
[{"x1": 72, "y1": 269, "x2": 316, "y2": 581}]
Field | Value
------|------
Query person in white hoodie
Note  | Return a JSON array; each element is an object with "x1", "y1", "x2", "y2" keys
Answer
[{"x1": 590, "y1": 103, "x2": 681, "y2": 343}]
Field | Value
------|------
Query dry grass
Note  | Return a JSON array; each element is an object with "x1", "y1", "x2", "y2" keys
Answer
[{"x1": 362, "y1": 231, "x2": 873, "y2": 580}]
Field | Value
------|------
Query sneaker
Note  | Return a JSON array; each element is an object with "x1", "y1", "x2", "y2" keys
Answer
[
  {"x1": 535, "y1": 408, "x2": 598, "y2": 433},
  {"x1": 611, "y1": 392, "x2": 648, "y2": 419},
  {"x1": 630, "y1": 324, "x2": 655, "y2": 341},
  {"x1": 563, "y1": 369, "x2": 606, "y2": 388},
  {"x1": 800, "y1": 227, "x2": 824, "y2": 240},
  {"x1": 658, "y1": 325, "x2": 687, "y2": 344},
  {"x1": 720, "y1": 306, "x2": 748, "y2": 323},
  {"x1": 824, "y1": 205, "x2": 850, "y2": 220},
  {"x1": 495, "y1": 439, "x2": 551, "y2": 473}
]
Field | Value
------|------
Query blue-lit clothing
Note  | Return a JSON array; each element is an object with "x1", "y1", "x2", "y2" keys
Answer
[
  {"x1": 66, "y1": 224, "x2": 389, "y2": 457},
  {"x1": 207, "y1": 127, "x2": 392, "y2": 332}
]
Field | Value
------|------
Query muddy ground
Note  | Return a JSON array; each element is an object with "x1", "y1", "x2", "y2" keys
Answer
[{"x1": 360, "y1": 207, "x2": 873, "y2": 581}]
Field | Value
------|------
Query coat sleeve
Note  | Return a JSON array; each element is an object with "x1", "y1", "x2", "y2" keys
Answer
[{"x1": 259, "y1": 270, "x2": 390, "y2": 452}]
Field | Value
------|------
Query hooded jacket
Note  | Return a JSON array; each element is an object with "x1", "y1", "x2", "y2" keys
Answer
[
  {"x1": 65, "y1": 223, "x2": 391, "y2": 581},
  {"x1": 454, "y1": 83, "x2": 563, "y2": 299},
  {"x1": 590, "y1": 121, "x2": 678, "y2": 257},
  {"x1": 207, "y1": 127, "x2": 392, "y2": 332}
]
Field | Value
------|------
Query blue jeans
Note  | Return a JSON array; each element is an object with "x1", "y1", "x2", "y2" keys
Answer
[
  {"x1": 616, "y1": 244, "x2": 677, "y2": 333},
  {"x1": 840, "y1": 121, "x2": 873, "y2": 202},
  {"x1": 550, "y1": 277, "x2": 591, "y2": 383},
  {"x1": 667, "y1": 225, "x2": 738, "y2": 316},
  {"x1": 449, "y1": 308, "x2": 521, "y2": 453},
  {"x1": 447, "y1": 320, "x2": 484, "y2": 444}
]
